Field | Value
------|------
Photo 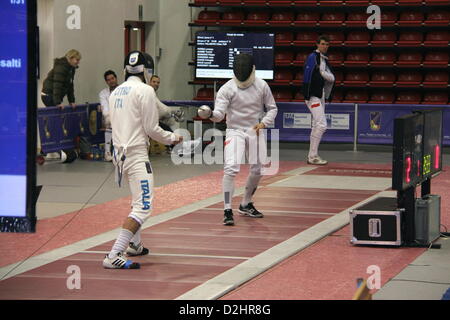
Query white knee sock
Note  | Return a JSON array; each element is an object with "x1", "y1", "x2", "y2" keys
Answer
[
  {"x1": 309, "y1": 128, "x2": 324, "y2": 159},
  {"x1": 108, "y1": 229, "x2": 134, "y2": 259},
  {"x1": 241, "y1": 174, "x2": 262, "y2": 207},
  {"x1": 105, "y1": 130, "x2": 112, "y2": 154},
  {"x1": 130, "y1": 228, "x2": 141, "y2": 245},
  {"x1": 223, "y1": 175, "x2": 235, "y2": 210}
]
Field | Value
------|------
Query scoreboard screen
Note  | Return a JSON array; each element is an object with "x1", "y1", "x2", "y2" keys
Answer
[
  {"x1": 392, "y1": 113, "x2": 424, "y2": 191},
  {"x1": 0, "y1": 0, "x2": 37, "y2": 232},
  {"x1": 392, "y1": 109, "x2": 443, "y2": 191},
  {"x1": 421, "y1": 109, "x2": 443, "y2": 179},
  {"x1": 195, "y1": 31, "x2": 274, "y2": 80}
]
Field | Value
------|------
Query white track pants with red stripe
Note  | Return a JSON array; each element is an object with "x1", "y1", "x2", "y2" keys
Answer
[
  {"x1": 306, "y1": 96, "x2": 327, "y2": 159},
  {"x1": 222, "y1": 129, "x2": 265, "y2": 210}
]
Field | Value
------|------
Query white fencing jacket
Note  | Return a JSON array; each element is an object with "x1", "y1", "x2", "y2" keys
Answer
[
  {"x1": 109, "y1": 76, "x2": 176, "y2": 154},
  {"x1": 211, "y1": 77, "x2": 278, "y2": 130}
]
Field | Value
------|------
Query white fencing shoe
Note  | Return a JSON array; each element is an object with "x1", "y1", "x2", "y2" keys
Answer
[
  {"x1": 103, "y1": 252, "x2": 140, "y2": 269},
  {"x1": 307, "y1": 156, "x2": 328, "y2": 165}
]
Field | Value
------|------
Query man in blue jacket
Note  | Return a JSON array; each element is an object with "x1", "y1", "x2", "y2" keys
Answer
[{"x1": 302, "y1": 35, "x2": 335, "y2": 165}]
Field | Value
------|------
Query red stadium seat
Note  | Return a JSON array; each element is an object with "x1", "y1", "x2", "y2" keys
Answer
[
  {"x1": 397, "y1": 0, "x2": 422, "y2": 5},
  {"x1": 397, "y1": 52, "x2": 423, "y2": 67},
  {"x1": 345, "y1": 31, "x2": 370, "y2": 46},
  {"x1": 398, "y1": 11, "x2": 424, "y2": 26},
  {"x1": 293, "y1": 71, "x2": 304, "y2": 85},
  {"x1": 422, "y1": 71, "x2": 449, "y2": 88},
  {"x1": 220, "y1": 0, "x2": 242, "y2": 4},
  {"x1": 219, "y1": 11, "x2": 245, "y2": 25},
  {"x1": 396, "y1": 71, "x2": 423, "y2": 87},
  {"x1": 371, "y1": 31, "x2": 397, "y2": 47},
  {"x1": 424, "y1": 31, "x2": 450, "y2": 47},
  {"x1": 423, "y1": 51, "x2": 449, "y2": 66},
  {"x1": 333, "y1": 70, "x2": 344, "y2": 85},
  {"x1": 370, "y1": 71, "x2": 396, "y2": 87},
  {"x1": 319, "y1": 12, "x2": 345, "y2": 26},
  {"x1": 346, "y1": 0, "x2": 370, "y2": 6},
  {"x1": 294, "y1": 12, "x2": 320, "y2": 27},
  {"x1": 294, "y1": 31, "x2": 319, "y2": 46},
  {"x1": 320, "y1": 0, "x2": 344, "y2": 6},
  {"x1": 343, "y1": 90, "x2": 369, "y2": 103},
  {"x1": 194, "y1": 10, "x2": 221, "y2": 25},
  {"x1": 331, "y1": 88, "x2": 343, "y2": 102},
  {"x1": 397, "y1": 31, "x2": 424, "y2": 47},
  {"x1": 293, "y1": 50, "x2": 310, "y2": 65},
  {"x1": 372, "y1": 0, "x2": 396, "y2": 5},
  {"x1": 369, "y1": 91, "x2": 395, "y2": 104},
  {"x1": 244, "y1": 12, "x2": 270, "y2": 26},
  {"x1": 194, "y1": 88, "x2": 214, "y2": 101},
  {"x1": 396, "y1": 91, "x2": 422, "y2": 104},
  {"x1": 343, "y1": 71, "x2": 369, "y2": 86},
  {"x1": 424, "y1": 11, "x2": 450, "y2": 26},
  {"x1": 242, "y1": 0, "x2": 267, "y2": 4},
  {"x1": 422, "y1": 92, "x2": 449, "y2": 105},
  {"x1": 344, "y1": 51, "x2": 370, "y2": 66},
  {"x1": 380, "y1": 11, "x2": 397, "y2": 27},
  {"x1": 275, "y1": 50, "x2": 294, "y2": 66},
  {"x1": 269, "y1": 12, "x2": 294, "y2": 26},
  {"x1": 371, "y1": 51, "x2": 397, "y2": 66},
  {"x1": 273, "y1": 70, "x2": 294, "y2": 84},
  {"x1": 327, "y1": 31, "x2": 345, "y2": 46},
  {"x1": 345, "y1": 12, "x2": 369, "y2": 27},
  {"x1": 327, "y1": 50, "x2": 344, "y2": 66},
  {"x1": 273, "y1": 89, "x2": 293, "y2": 102},
  {"x1": 424, "y1": 0, "x2": 450, "y2": 5},
  {"x1": 293, "y1": 0, "x2": 317, "y2": 5},
  {"x1": 276, "y1": 32, "x2": 294, "y2": 45},
  {"x1": 292, "y1": 92, "x2": 305, "y2": 102},
  {"x1": 268, "y1": 0, "x2": 292, "y2": 6}
]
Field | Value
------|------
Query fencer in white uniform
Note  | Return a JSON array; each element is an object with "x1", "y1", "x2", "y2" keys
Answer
[
  {"x1": 198, "y1": 53, "x2": 277, "y2": 226},
  {"x1": 103, "y1": 51, "x2": 182, "y2": 269}
]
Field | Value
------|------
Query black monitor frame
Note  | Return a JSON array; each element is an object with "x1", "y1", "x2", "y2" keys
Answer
[
  {"x1": 0, "y1": 0, "x2": 38, "y2": 232},
  {"x1": 195, "y1": 31, "x2": 275, "y2": 80},
  {"x1": 392, "y1": 108, "x2": 443, "y2": 192}
]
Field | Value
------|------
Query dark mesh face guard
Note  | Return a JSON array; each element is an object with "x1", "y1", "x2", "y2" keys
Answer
[{"x1": 233, "y1": 54, "x2": 254, "y2": 82}]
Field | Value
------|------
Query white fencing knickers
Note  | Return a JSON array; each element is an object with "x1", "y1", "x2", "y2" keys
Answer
[
  {"x1": 104, "y1": 128, "x2": 112, "y2": 156},
  {"x1": 306, "y1": 96, "x2": 327, "y2": 159},
  {"x1": 223, "y1": 128, "x2": 267, "y2": 209},
  {"x1": 115, "y1": 146, "x2": 154, "y2": 226}
]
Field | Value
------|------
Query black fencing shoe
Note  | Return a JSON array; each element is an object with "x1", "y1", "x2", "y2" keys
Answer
[
  {"x1": 223, "y1": 209, "x2": 235, "y2": 226},
  {"x1": 126, "y1": 242, "x2": 150, "y2": 256},
  {"x1": 239, "y1": 202, "x2": 264, "y2": 218}
]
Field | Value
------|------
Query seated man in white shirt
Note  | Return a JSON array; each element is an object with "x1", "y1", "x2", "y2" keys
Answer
[
  {"x1": 99, "y1": 70, "x2": 119, "y2": 161},
  {"x1": 149, "y1": 75, "x2": 183, "y2": 132},
  {"x1": 149, "y1": 75, "x2": 200, "y2": 156}
]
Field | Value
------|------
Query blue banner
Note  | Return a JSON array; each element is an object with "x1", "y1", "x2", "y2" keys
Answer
[
  {"x1": 37, "y1": 104, "x2": 103, "y2": 153},
  {"x1": 273, "y1": 103, "x2": 355, "y2": 142},
  {"x1": 358, "y1": 104, "x2": 450, "y2": 146},
  {"x1": 159, "y1": 100, "x2": 450, "y2": 146}
]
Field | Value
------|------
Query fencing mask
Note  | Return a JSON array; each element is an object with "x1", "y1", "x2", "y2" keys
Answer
[{"x1": 233, "y1": 53, "x2": 256, "y2": 89}]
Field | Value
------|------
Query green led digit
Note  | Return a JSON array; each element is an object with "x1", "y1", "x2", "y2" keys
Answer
[{"x1": 423, "y1": 155, "x2": 431, "y2": 175}]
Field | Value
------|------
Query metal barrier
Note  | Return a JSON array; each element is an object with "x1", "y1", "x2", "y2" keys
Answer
[{"x1": 37, "y1": 101, "x2": 450, "y2": 153}]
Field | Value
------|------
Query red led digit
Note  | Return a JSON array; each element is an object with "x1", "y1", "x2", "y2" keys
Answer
[
  {"x1": 435, "y1": 145, "x2": 440, "y2": 169},
  {"x1": 417, "y1": 160, "x2": 420, "y2": 177},
  {"x1": 405, "y1": 156, "x2": 412, "y2": 183}
]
